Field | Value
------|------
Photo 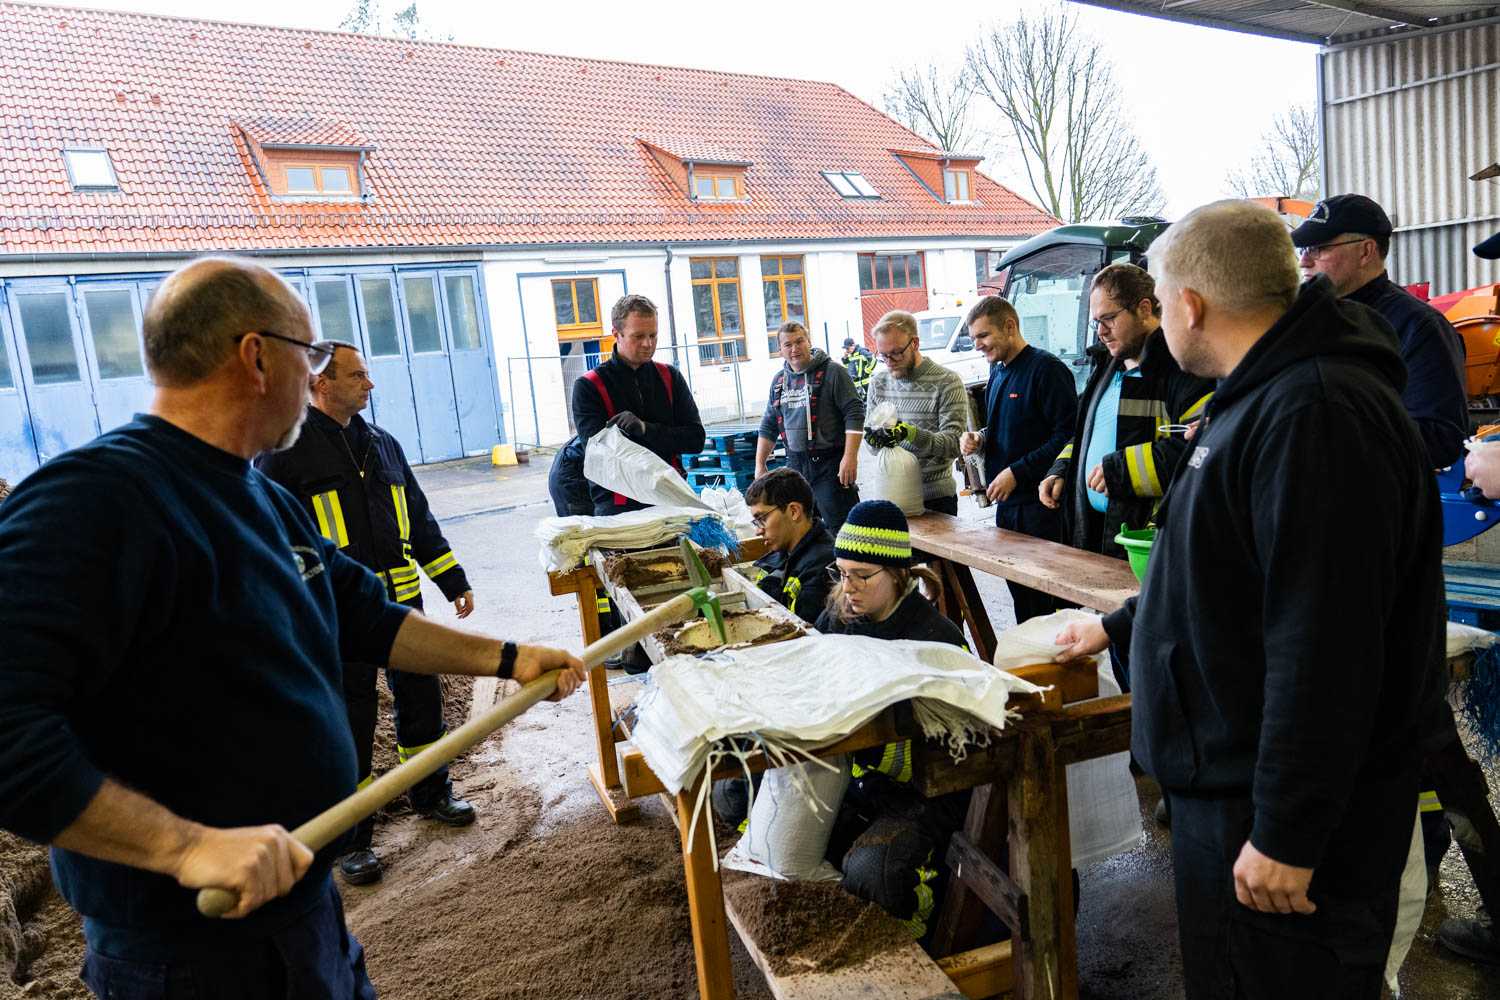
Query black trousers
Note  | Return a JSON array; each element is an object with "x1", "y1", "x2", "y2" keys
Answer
[
  {"x1": 993, "y1": 500, "x2": 1062, "y2": 623},
  {"x1": 787, "y1": 449, "x2": 859, "y2": 533},
  {"x1": 924, "y1": 494, "x2": 958, "y2": 516},
  {"x1": 547, "y1": 454, "x2": 592, "y2": 517},
  {"x1": 1166, "y1": 771, "x2": 1416, "y2": 1000},
  {"x1": 1423, "y1": 711, "x2": 1500, "y2": 914},
  {"x1": 343, "y1": 600, "x2": 450, "y2": 852}
]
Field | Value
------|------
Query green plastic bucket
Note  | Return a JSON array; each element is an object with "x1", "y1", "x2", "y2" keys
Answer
[{"x1": 1114, "y1": 528, "x2": 1156, "y2": 583}]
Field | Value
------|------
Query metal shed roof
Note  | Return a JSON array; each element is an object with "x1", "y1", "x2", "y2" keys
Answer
[{"x1": 1067, "y1": 2, "x2": 1500, "y2": 46}]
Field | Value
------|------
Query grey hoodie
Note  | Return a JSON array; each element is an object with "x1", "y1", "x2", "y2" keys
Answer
[{"x1": 757, "y1": 349, "x2": 866, "y2": 453}]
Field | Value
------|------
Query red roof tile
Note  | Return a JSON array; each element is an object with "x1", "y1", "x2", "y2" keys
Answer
[{"x1": 0, "y1": 2, "x2": 1058, "y2": 255}]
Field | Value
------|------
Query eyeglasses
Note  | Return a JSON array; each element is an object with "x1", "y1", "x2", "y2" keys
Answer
[
  {"x1": 1088, "y1": 308, "x2": 1125, "y2": 335},
  {"x1": 827, "y1": 566, "x2": 887, "y2": 587},
  {"x1": 1296, "y1": 238, "x2": 1367, "y2": 261},
  {"x1": 876, "y1": 339, "x2": 915, "y2": 364},
  {"x1": 236, "y1": 331, "x2": 336, "y2": 374},
  {"x1": 750, "y1": 506, "x2": 783, "y2": 529}
]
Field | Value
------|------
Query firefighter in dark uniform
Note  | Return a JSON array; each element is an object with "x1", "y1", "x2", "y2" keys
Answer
[
  {"x1": 258, "y1": 341, "x2": 476, "y2": 886},
  {"x1": 744, "y1": 467, "x2": 837, "y2": 624},
  {"x1": 843, "y1": 336, "x2": 877, "y2": 399}
]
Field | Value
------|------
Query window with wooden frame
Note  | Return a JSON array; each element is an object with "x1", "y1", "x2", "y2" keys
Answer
[
  {"x1": 690, "y1": 257, "x2": 746, "y2": 364},
  {"x1": 943, "y1": 168, "x2": 971, "y2": 203},
  {"x1": 552, "y1": 278, "x2": 610, "y2": 349},
  {"x1": 283, "y1": 162, "x2": 357, "y2": 196},
  {"x1": 857, "y1": 253, "x2": 925, "y2": 293},
  {"x1": 761, "y1": 256, "x2": 808, "y2": 354},
  {"x1": 692, "y1": 171, "x2": 742, "y2": 201}
]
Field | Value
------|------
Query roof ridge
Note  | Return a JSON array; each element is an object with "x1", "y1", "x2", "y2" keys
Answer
[{"x1": 7, "y1": 0, "x2": 858, "y2": 91}]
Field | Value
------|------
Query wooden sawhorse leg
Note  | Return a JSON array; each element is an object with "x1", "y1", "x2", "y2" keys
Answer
[
  {"x1": 933, "y1": 558, "x2": 998, "y2": 663},
  {"x1": 678, "y1": 777, "x2": 734, "y2": 999}
]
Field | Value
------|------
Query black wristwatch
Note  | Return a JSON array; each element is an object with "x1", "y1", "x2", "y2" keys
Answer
[{"x1": 498, "y1": 641, "x2": 518, "y2": 678}]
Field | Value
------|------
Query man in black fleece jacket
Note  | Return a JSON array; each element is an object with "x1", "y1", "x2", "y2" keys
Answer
[{"x1": 1058, "y1": 201, "x2": 1446, "y2": 999}]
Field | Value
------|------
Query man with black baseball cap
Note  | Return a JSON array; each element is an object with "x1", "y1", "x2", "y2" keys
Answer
[{"x1": 1293, "y1": 193, "x2": 1467, "y2": 468}]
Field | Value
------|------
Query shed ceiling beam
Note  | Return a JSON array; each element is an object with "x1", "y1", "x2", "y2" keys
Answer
[{"x1": 1064, "y1": 1, "x2": 1328, "y2": 43}]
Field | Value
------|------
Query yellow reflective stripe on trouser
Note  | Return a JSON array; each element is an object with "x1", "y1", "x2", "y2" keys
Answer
[
  {"x1": 397, "y1": 735, "x2": 444, "y2": 763},
  {"x1": 785, "y1": 575, "x2": 803, "y2": 616},
  {"x1": 903, "y1": 860, "x2": 937, "y2": 939},
  {"x1": 1179, "y1": 392, "x2": 1213, "y2": 423},
  {"x1": 310, "y1": 491, "x2": 349, "y2": 548},
  {"x1": 1124, "y1": 443, "x2": 1164, "y2": 498},
  {"x1": 391, "y1": 485, "x2": 411, "y2": 541},
  {"x1": 1419, "y1": 790, "x2": 1443, "y2": 813},
  {"x1": 421, "y1": 551, "x2": 458, "y2": 578}
]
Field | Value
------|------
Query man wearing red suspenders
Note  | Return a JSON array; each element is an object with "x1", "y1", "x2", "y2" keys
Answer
[{"x1": 570, "y1": 294, "x2": 706, "y2": 515}]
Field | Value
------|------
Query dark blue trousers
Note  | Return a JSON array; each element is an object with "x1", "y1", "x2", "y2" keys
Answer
[
  {"x1": 80, "y1": 879, "x2": 376, "y2": 1000},
  {"x1": 994, "y1": 500, "x2": 1062, "y2": 623},
  {"x1": 787, "y1": 448, "x2": 859, "y2": 533}
]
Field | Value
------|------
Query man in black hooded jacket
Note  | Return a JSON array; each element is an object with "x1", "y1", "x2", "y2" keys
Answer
[{"x1": 1058, "y1": 200, "x2": 1446, "y2": 999}]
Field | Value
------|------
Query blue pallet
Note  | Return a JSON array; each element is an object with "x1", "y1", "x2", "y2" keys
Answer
[
  {"x1": 683, "y1": 450, "x2": 758, "y2": 472},
  {"x1": 1444, "y1": 560, "x2": 1500, "y2": 628},
  {"x1": 685, "y1": 468, "x2": 758, "y2": 493},
  {"x1": 702, "y1": 430, "x2": 759, "y2": 454}
]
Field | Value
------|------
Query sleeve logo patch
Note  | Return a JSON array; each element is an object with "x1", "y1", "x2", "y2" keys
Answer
[{"x1": 1187, "y1": 446, "x2": 1210, "y2": 469}]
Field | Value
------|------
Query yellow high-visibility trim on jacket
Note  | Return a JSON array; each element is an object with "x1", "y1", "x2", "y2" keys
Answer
[
  {"x1": 391, "y1": 485, "x2": 411, "y2": 542},
  {"x1": 422, "y1": 551, "x2": 458, "y2": 578},
  {"x1": 310, "y1": 491, "x2": 350, "y2": 548}
]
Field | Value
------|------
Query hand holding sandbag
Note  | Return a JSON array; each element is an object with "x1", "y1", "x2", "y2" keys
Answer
[{"x1": 605, "y1": 411, "x2": 646, "y2": 438}]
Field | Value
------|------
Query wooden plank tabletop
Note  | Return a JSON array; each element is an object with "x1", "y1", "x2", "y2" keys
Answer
[{"x1": 907, "y1": 513, "x2": 1139, "y2": 613}]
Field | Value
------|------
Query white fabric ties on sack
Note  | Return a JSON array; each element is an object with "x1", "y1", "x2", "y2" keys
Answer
[
  {"x1": 1004, "y1": 609, "x2": 1142, "y2": 867},
  {"x1": 535, "y1": 506, "x2": 717, "y2": 573},
  {"x1": 582, "y1": 426, "x2": 708, "y2": 511},
  {"x1": 858, "y1": 400, "x2": 924, "y2": 516}
]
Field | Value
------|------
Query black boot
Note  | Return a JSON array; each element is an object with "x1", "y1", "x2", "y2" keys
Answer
[
  {"x1": 417, "y1": 794, "x2": 477, "y2": 827},
  {"x1": 1438, "y1": 906, "x2": 1499, "y2": 964},
  {"x1": 338, "y1": 849, "x2": 382, "y2": 885}
]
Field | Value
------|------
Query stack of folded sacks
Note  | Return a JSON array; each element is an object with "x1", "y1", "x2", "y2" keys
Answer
[{"x1": 536, "y1": 506, "x2": 724, "y2": 573}]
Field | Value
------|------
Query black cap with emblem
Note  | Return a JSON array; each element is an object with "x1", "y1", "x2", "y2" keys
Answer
[{"x1": 1290, "y1": 194, "x2": 1392, "y2": 248}]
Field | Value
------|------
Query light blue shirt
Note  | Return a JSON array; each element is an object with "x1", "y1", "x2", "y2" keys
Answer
[{"x1": 1083, "y1": 369, "x2": 1140, "y2": 512}]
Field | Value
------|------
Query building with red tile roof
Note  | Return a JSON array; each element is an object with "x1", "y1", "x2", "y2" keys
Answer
[{"x1": 0, "y1": 1, "x2": 1059, "y2": 476}]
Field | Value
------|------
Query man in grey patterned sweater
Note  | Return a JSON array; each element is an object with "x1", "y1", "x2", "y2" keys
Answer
[{"x1": 863, "y1": 310, "x2": 969, "y2": 515}]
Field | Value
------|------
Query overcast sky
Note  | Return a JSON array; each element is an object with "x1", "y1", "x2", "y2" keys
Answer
[{"x1": 40, "y1": 0, "x2": 1320, "y2": 217}]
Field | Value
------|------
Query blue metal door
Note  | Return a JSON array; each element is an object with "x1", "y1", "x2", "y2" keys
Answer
[
  {"x1": 349, "y1": 274, "x2": 424, "y2": 459},
  {"x1": 76, "y1": 283, "x2": 153, "y2": 433},
  {"x1": 437, "y1": 271, "x2": 502, "y2": 453},
  {"x1": 398, "y1": 272, "x2": 462, "y2": 462},
  {"x1": 6, "y1": 283, "x2": 100, "y2": 464},
  {"x1": 0, "y1": 309, "x2": 37, "y2": 481}
]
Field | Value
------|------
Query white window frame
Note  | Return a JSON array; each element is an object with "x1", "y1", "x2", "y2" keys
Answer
[{"x1": 62, "y1": 148, "x2": 119, "y2": 191}]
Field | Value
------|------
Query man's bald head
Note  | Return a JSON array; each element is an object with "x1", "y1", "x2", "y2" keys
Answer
[{"x1": 143, "y1": 257, "x2": 309, "y2": 387}]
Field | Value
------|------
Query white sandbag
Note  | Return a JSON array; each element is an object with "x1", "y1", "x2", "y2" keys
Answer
[
  {"x1": 998, "y1": 610, "x2": 1143, "y2": 867},
  {"x1": 1384, "y1": 805, "x2": 1425, "y2": 997},
  {"x1": 534, "y1": 506, "x2": 716, "y2": 573},
  {"x1": 582, "y1": 426, "x2": 708, "y2": 511},
  {"x1": 859, "y1": 401, "x2": 924, "y2": 516},
  {"x1": 722, "y1": 755, "x2": 851, "y2": 882},
  {"x1": 697, "y1": 486, "x2": 756, "y2": 539},
  {"x1": 1446, "y1": 620, "x2": 1497, "y2": 660}
]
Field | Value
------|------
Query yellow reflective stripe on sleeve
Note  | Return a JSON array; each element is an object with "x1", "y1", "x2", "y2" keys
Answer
[
  {"x1": 1117, "y1": 399, "x2": 1170, "y2": 423},
  {"x1": 850, "y1": 761, "x2": 868, "y2": 778},
  {"x1": 421, "y1": 551, "x2": 458, "y2": 579},
  {"x1": 397, "y1": 735, "x2": 444, "y2": 763},
  {"x1": 873, "y1": 740, "x2": 913, "y2": 783},
  {"x1": 391, "y1": 485, "x2": 411, "y2": 542},
  {"x1": 785, "y1": 575, "x2": 803, "y2": 615},
  {"x1": 1125, "y1": 444, "x2": 1164, "y2": 498},
  {"x1": 1418, "y1": 790, "x2": 1443, "y2": 813},
  {"x1": 1058, "y1": 443, "x2": 1074, "y2": 461},
  {"x1": 310, "y1": 491, "x2": 349, "y2": 548},
  {"x1": 1179, "y1": 392, "x2": 1213, "y2": 423}
]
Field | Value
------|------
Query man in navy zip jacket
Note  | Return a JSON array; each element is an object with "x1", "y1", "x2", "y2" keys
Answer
[
  {"x1": 958, "y1": 295, "x2": 1076, "y2": 623},
  {"x1": 0, "y1": 257, "x2": 585, "y2": 999},
  {"x1": 1057, "y1": 201, "x2": 1445, "y2": 999}
]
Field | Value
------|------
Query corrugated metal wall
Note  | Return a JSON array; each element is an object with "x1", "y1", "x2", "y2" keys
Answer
[{"x1": 1322, "y1": 23, "x2": 1500, "y2": 295}]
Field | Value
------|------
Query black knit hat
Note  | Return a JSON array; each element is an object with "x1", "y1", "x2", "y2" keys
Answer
[{"x1": 834, "y1": 500, "x2": 912, "y2": 567}]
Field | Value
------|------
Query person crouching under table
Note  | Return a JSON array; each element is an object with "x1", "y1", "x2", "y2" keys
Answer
[{"x1": 744, "y1": 467, "x2": 837, "y2": 624}]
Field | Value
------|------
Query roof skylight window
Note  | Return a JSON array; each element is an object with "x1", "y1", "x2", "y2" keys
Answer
[
  {"x1": 63, "y1": 148, "x2": 118, "y2": 191},
  {"x1": 823, "y1": 170, "x2": 879, "y2": 200}
]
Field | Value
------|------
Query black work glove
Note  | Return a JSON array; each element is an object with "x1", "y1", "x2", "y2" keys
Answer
[
  {"x1": 605, "y1": 411, "x2": 646, "y2": 438},
  {"x1": 863, "y1": 423, "x2": 911, "y2": 449}
]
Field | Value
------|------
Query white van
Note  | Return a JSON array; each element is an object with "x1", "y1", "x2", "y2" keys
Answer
[{"x1": 912, "y1": 306, "x2": 989, "y2": 386}]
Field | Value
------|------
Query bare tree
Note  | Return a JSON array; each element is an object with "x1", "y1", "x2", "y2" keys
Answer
[
  {"x1": 339, "y1": 0, "x2": 452, "y2": 41},
  {"x1": 881, "y1": 62, "x2": 983, "y2": 153},
  {"x1": 966, "y1": 8, "x2": 1163, "y2": 222},
  {"x1": 1226, "y1": 105, "x2": 1320, "y2": 202}
]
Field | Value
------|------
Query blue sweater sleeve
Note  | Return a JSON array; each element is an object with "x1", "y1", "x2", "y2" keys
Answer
[
  {"x1": 1398, "y1": 314, "x2": 1467, "y2": 469},
  {"x1": 325, "y1": 542, "x2": 412, "y2": 665},
  {"x1": 1008, "y1": 358, "x2": 1079, "y2": 490}
]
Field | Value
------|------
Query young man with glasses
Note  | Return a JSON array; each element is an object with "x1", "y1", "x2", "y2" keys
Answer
[
  {"x1": 258, "y1": 340, "x2": 479, "y2": 887},
  {"x1": 1039, "y1": 264, "x2": 1214, "y2": 563},
  {"x1": 958, "y1": 295, "x2": 1076, "y2": 623},
  {"x1": 744, "y1": 467, "x2": 837, "y2": 623},
  {"x1": 862, "y1": 310, "x2": 969, "y2": 515},
  {"x1": 756, "y1": 321, "x2": 865, "y2": 531},
  {"x1": 1293, "y1": 194, "x2": 1466, "y2": 468}
]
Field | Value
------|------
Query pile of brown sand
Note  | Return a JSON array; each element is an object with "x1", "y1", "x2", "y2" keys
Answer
[
  {"x1": 0, "y1": 833, "x2": 87, "y2": 1000},
  {"x1": 654, "y1": 610, "x2": 805, "y2": 656},
  {"x1": 721, "y1": 871, "x2": 912, "y2": 976},
  {"x1": 602, "y1": 548, "x2": 727, "y2": 591}
]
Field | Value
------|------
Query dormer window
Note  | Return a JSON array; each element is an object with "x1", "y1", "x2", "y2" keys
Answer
[
  {"x1": 943, "y1": 169, "x2": 971, "y2": 203},
  {"x1": 237, "y1": 117, "x2": 372, "y2": 202},
  {"x1": 285, "y1": 164, "x2": 354, "y2": 195},
  {"x1": 823, "y1": 170, "x2": 879, "y2": 199},
  {"x1": 63, "y1": 148, "x2": 119, "y2": 191},
  {"x1": 693, "y1": 172, "x2": 741, "y2": 201}
]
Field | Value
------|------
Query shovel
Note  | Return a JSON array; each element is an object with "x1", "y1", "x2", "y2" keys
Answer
[
  {"x1": 196, "y1": 581, "x2": 726, "y2": 918},
  {"x1": 678, "y1": 536, "x2": 728, "y2": 645}
]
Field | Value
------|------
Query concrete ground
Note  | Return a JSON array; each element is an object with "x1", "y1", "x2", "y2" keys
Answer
[{"x1": 410, "y1": 448, "x2": 1500, "y2": 1000}]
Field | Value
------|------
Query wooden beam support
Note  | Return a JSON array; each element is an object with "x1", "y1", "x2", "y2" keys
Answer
[
  {"x1": 929, "y1": 783, "x2": 1010, "y2": 954},
  {"x1": 937, "y1": 941, "x2": 1014, "y2": 1000},
  {"x1": 1008, "y1": 731, "x2": 1065, "y2": 1000},
  {"x1": 945, "y1": 831, "x2": 1029, "y2": 940}
]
